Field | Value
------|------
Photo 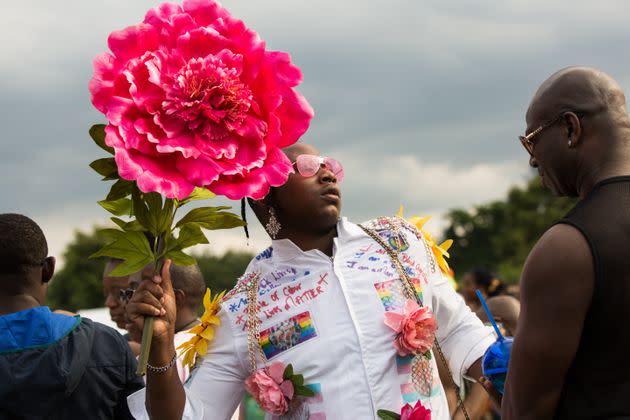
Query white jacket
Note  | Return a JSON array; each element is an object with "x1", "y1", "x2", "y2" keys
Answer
[{"x1": 129, "y1": 217, "x2": 495, "y2": 419}]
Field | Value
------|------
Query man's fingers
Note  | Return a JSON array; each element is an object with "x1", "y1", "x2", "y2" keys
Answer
[
  {"x1": 127, "y1": 301, "x2": 166, "y2": 317},
  {"x1": 160, "y1": 259, "x2": 174, "y2": 295},
  {"x1": 479, "y1": 376, "x2": 503, "y2": 409},
  {"x1": 134, "y1": 277, "x2": 164, "y2": 300}
]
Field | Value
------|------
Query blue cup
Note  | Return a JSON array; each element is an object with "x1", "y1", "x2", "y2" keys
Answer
[{"x1": 481, "y1": 337, "x2": 513, "y2": 394}]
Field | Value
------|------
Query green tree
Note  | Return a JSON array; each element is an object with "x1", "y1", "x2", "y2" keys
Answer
[
  {"x1": 47, "y1": 228, "x2": 110, "y2": 311},
  {"x1": 443, "y1": 178, "x2": 577, "y2": 283},
  {"x1": 47, "y1": 227, "x2": 254, "y2": 311},
  {"x1": 196, "y1": 250, "x2": 255, "y2": 292}
]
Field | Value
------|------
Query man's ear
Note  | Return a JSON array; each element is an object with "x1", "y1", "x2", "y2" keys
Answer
[
  {"x1": 564, "y1": 111, "x2": 583, "y2": 147},
  {"x1": 42, "y1": 256, "x2": 55, "y2": 284},
  {"x1": 174, "y1": 289, "x2": 186, "y2": 311}
]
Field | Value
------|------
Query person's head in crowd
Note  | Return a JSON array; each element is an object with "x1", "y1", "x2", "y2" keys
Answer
[
  {"x1": 475, "y1": 295, "x2": 521, "y2": 337},
  {"x1": 521, "y1": 66, "x2": 630, "y2": 197},
  {"x1": 0, "y1": 214, "x2": 55, "y2": 313},
  {"x1": 248, "y1": 143, "x2": 342, "y2": 247},
  {"x1": 462, "y1": 269, "x2": 507, "y2": 308},
  {"x1": 129, "y1": 262, "x2": 205, "y2": 334},
  {"x1": 102, "y1": 258, "x2": 132, "y2": 329}
]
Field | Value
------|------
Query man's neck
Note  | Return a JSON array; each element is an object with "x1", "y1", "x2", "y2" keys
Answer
[
  {"x1": 0, "y1": 294, "x2": 41, "y2": 316},
  {"x1": 175, "y1": 311, "x2": 200, "y2": 333},
  {"x1": 279, "y1": 226, "x2": 338, "y2": 257},
  {"x1": 577, "y1": 154, "x2": 630, "y2": 198}
]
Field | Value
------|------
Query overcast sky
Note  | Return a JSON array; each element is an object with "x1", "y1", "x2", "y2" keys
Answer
[{"x1": 2, "y1": 0, "x2": 630, "y2": 263}]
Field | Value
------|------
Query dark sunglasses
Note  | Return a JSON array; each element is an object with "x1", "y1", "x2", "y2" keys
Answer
[{"x1": 118, "y1": 288, "x2": 135, "y2": 304}]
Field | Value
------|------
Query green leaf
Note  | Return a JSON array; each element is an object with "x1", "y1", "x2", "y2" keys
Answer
[
  {"x1": 90, "y1": 231, "x2": 154, "y2": 276},
  {"x1": 132, "y1": 188, "x2": 152, "y2": 232},
  {"x1": 111, "y1": 217, "x2": 144, "y2": 232},
  {"x1": 98, "y1": 198, "x2": 132, "y2": 217},
  {"x1": 376, "y1": 409, "x2": 401, "y2": 420},
  {"x1": 283, "y1": 364, "x2": 294, "y2": 380},
  {"x1": 164, "y1": 249, "x2": 196, "y2": 266},
  {"x1": 294, "y1": 385, "x2": 315, "y2": 398},
  {"x1": 106, "y1": 179, "x2": 134, "y2": 201},
  {"x1": 89, "y1": 124, "x2": 114, "y2": 154},
  {"x1": 176, "y1": 223, "x2": 209, "y2": 250},
  {"x1": 156, "y1": 198, "x2": 175, "y2": 235},
  {"x1": 175, "y1": 207, "x2": 245, "y2": 230},
  {"x1": 424, "y1": 350, "x2": 432, "y2": 360},
  {"x1": 89, "y1": 158, "x2": 118, "y2": 178},
  {"x1": 110, "y1": 217, "x2": 127, "y2": 229},
  {"x1": 178, "y1": 187, "x2": 216, "y2": 206},
  {"x1": 107, "y1": 256, "x2": 154, "y2": 277},
  {"x1": 292, "y1": 374, "x2": 304, "y2": 387},
  {"x1": 98, "y1": 228, "x2": 126, "y2": 242}
]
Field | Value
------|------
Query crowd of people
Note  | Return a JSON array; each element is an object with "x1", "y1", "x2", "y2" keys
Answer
[{"x1": 2, "y1": 65, "x2": 630, "y2": 419}]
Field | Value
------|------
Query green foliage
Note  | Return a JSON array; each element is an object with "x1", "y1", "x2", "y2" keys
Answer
[
  {"x1": 376, "y1": 409, "x2": 401, "y2": 420},
  {"x1": 89, "y1": 124, "x2": 114, "y2": 154},
  {"x1": 195, "y1": 250, "x2": 255, "y2": 293},
  {"x1": 443, "y1": 178, "x2": 577, "y2": 283},
  {"x1": 47, "y1": 229, "x2": 111, "y2": 312},
  {"x1": 90, "y1": 230, "x2": 154, "y2": 277},
  {"x1": 47, "y1": 227, "x2": 254, "y2": 311}
]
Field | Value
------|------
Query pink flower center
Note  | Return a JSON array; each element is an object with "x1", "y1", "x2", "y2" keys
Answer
[{"x1": 164, "y1": 56, "x2": 253, "y2": 140}]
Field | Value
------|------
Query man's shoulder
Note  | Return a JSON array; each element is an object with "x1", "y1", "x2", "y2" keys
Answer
[
  {"x1": 522, "y1": 223, "x2": 594, "y2": 295},
  {"x1": 75, "y1": 318, "x2": 131, "y2": 364}
]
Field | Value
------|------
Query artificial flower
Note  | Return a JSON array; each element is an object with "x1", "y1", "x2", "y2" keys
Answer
[
  {"x1": 384, "y1": 299, "x2": 437, "y2": 357},
  {"x1": 377, "y1": 401, "x2": 431, "y2": 420},
  {"x1": 401, "y1": 401, "x2": 432, "y2": 420},
  {"x1": 90, "y1": 0, "x2": 313, "y2": 200},
  {"x1": 397, "y1": 206, "x2": 453, "y2": 274},
  {"x1": 178, "y1": 287, "x2": 225, "y2": 369}
]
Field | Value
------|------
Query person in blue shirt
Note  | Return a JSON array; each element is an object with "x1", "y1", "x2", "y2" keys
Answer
[{"x1": 0, "y1": 213, "x2": 144, "y2": 419}]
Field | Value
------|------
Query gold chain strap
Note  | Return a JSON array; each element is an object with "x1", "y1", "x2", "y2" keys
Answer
[
  {"x1": 358, "y1": 222, "x2": 470, "y2": 420},
  {"x1": 245, "y1": 272, "x2": 266, "y2": 373}
]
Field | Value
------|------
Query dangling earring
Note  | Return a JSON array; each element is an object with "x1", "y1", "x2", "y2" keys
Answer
[
  {"x1": 568, "y1": 140, "x2": 573, "y2": 147},
  {"x1": 265, "y1": 207, "x2": 281, "y2": 239}
]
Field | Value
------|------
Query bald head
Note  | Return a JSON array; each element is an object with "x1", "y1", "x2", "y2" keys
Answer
[{"x1": 529, "y1": 66, "x2": 629, "y2": 130}]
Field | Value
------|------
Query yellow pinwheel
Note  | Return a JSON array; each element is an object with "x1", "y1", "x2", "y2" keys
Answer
[{"x1": 177, "y1": 288, "x2": 226, "y2": 370}]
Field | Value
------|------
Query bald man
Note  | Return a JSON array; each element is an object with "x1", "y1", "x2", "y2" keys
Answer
[{"x1": 501, "y1": 67, "x2": 630, "y2": 419}]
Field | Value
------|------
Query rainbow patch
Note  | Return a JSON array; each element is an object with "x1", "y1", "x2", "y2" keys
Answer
[
  {"x1": 374, "y1": 278, "x2": 423, "y2": 312},
  {"x1": 259, "y1": 311, "x2": 317, "y2": 359}
]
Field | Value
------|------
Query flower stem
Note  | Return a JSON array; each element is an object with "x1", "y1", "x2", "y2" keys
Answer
[{"x1": 136, "y1": 235, "x2": 166, "y2": 376}]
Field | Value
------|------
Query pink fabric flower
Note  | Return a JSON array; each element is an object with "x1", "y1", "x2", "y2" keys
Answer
[
  {"x1": 401, "y1": 401, "x2": 431, "y2": 420},
  {"x1": 384, "y1": 299, "x2": 437, "y2": 357},
  {"x1": 244, "y1": 362, "x2": 295, "y2": 416},
  {"x1": 90, "y1": 0, "x2": 313, "y2": 200}
]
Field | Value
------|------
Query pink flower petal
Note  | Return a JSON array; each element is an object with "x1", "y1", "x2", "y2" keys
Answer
[
  {"x1": 267, "y1": 362, "x2": 286, "y2": 384},
  {"x1": 403, "y1": 299, "x2": 421, "y2": 315},
  {"x1": 279, "y1": 380, "x2": 294, "y2": 400},
  {"x1": 383, "y1": 311, "x2": 405, "y2": 332},
  {"x1": 108, "y1": 23, "x2": 159, "y2": 61}
]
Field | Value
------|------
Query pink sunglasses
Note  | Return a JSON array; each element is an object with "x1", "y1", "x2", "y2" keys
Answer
[{"x1": 292, "y1": 154, "x2": 344, "y2": 182}]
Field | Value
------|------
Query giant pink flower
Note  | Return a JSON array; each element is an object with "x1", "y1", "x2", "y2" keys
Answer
[
  {"x1": 384, "y1": 300, "x2": 437, "y2": 357},
  {"x1": 244, "y1": 362, "x2": 294, "y2": 415},
  {"x1": 89, "y1": 0, "x2": 313, "y2": 200}
]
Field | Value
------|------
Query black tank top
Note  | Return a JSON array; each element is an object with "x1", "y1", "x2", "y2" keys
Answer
[{"x1": 554, "y1": 176, "x2": 630, "y2": 419}]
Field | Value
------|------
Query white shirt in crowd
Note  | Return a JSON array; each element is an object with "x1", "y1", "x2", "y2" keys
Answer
[{"x1": 129, "y1": 217, "x2": 495, "y2": 419}]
